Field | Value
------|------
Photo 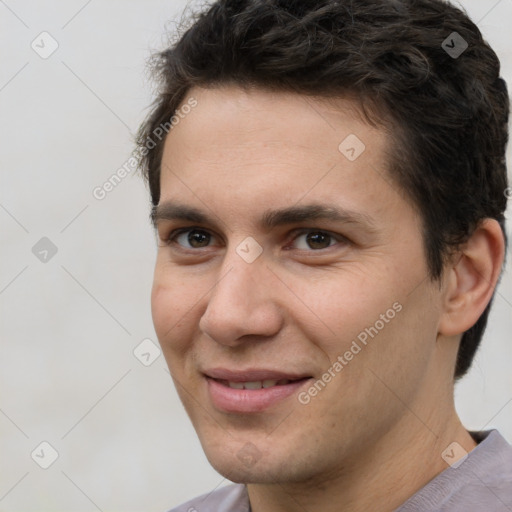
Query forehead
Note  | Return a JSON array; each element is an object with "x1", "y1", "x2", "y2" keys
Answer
[
  {"x1": 162, "y1": 85, "x2": 387, "y2": 162},
  {"x1": 158, "y1": 85, "x2": 406, "y2": 229}
]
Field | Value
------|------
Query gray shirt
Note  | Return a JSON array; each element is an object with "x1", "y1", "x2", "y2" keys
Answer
[{"x1": 167, "y1": 429, "x2": 512, "y2": 512}]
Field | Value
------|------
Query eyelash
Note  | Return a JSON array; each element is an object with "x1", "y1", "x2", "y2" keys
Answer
[{"x1": 162, "y1": 227, "x2": 350, "y2": 252}]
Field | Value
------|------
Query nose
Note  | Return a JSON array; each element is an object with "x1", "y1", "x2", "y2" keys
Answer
[{"x1": 198, "y1": 250, "x2": 283, "y2": 347}]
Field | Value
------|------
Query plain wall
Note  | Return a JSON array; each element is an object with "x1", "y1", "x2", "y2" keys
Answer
[{"x1": 1, "y1": 1, "x2": 511, "y2": 510}]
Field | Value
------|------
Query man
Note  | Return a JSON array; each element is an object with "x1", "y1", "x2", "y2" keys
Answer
[{"x1": 136, "y1": 0, "x2": 512, "y2": 510}]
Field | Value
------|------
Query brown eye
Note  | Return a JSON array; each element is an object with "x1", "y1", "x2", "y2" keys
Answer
[
  {"x1": 305, "y1": 232, "x2": 332, "y2": 249},
  {"x1": 188, "y1": 230, "x2": 210, "y2": 248},
  {"x1": 292, "y1": 230, "x2": 339, "y2": 250},
  {"x1": 172, "y1": 229, "x2": 212, "y2": 248}
]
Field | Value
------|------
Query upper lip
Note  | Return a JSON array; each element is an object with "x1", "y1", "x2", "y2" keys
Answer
[{"x1": 203, "y1": 368, "x2": 312, "y2": 382}]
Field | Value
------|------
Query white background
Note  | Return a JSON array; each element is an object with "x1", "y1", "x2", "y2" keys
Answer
[{"x1": 1, "y1": 1, "x2": 511, "y2": 510}]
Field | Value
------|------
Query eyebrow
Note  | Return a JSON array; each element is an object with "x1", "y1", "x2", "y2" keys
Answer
[{"x1": 151, "y1": 201, "x2": 378, "y2": 233}]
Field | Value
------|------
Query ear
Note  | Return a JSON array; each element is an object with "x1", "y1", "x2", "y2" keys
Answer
[{"x1": 438, "y1": 219, "x2": 505, "y2": 337}]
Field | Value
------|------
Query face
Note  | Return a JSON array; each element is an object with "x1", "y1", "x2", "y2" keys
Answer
[{"x1": 151, "y1": 85, "x2": 446, "y2": 485}]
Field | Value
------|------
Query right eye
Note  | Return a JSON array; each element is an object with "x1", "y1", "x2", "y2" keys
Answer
[{"x1": 166, "y1": 228, "x2": 218, "y2": 249}]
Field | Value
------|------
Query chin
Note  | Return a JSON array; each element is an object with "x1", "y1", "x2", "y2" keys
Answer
[{"x1": 200, "y1": 436, "x2": 314, "y2": 485}]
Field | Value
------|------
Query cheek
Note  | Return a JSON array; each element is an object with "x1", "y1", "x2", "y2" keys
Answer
[
  {"x1": 289, "y1": 269, "x2": 396, "y2": 355},
  {"x1": 151, "y1": 272, "x2": 199, "y2": 354},
  {"x1": 292, "y1": 263, "x2": 437, "y2": 395},
  {"x1": 297, "y1": 285, "x2": 438, "y2": 435}
]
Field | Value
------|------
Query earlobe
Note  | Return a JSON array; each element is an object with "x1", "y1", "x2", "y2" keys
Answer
[{"x1": 438, "y1": 219, "x2": 505, "y2": 337}]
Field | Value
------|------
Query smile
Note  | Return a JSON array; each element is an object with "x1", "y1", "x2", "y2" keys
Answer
[
  {"x1": 219, "y1": 378, "x2": 299, "y2": 389},
  {"x1": 203, "y1": 370, "x2": 312, "y2": 413}
]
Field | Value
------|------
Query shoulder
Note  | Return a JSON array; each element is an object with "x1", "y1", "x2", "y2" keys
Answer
[
  {"x1": 166, "y1": 483, "x2": 249, "y2": 512},
  {"x1": 396, "y1": 430, "x2": 512, "y2": 512}
]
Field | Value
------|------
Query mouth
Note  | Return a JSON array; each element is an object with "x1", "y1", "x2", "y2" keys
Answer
[
  {"x1": 203, "y1": 369, "x2": 313, "y2": 413},
  {"x1": 213, "y1": 378, "x2": 306, "y2": 390}
]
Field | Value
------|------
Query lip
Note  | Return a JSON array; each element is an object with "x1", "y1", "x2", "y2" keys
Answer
[
  {"x1": 203, "y1": 368, "x2": 313, "y2": 413},
  {"x1": 204, "y1": 368, "x2": 311, "y2": 382}
]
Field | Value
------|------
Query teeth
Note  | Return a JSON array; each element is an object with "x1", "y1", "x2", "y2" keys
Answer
[
  {"x1": 226, "y1": 379, "x2": 291, "y2": 389},
  {"x1": 244, "y1": 381, "x2": 262, "y2": 390}
]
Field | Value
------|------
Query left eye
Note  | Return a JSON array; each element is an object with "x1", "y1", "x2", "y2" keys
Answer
[{"x1": 291, "y1": 231, "x2": 340, "y2": 250}]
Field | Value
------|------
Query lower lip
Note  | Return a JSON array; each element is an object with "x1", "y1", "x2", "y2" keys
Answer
[{"x1": 205, "y1": 377, "x2": 311, "y2": 413}]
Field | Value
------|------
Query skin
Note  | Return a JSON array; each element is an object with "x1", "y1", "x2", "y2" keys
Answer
[{"x1": 151, "y1": 85, "x2": 504, "y2": 512}]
